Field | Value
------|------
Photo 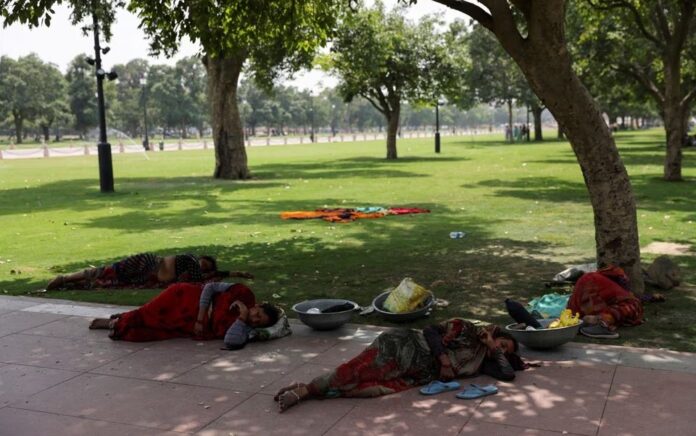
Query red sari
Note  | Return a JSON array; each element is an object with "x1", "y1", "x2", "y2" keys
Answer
[
  {"x1": 110, "y1": 282, "x2": 255, "y2": 342},
  {"x1": 568, "y1": 266, "x2": 643, "y2": 327}
]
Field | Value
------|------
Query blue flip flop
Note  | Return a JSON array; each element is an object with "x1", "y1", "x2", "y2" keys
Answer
[
  {"x1": 456, "y1": 384, "x2": 498, "y2": 399},
  {"x1": 419, "y1": 380, "x2": 461, "y2": 395}
]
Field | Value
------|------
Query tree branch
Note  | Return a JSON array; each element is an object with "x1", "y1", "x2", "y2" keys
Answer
[
  {"x1": 431, "y1": 0, "x2": 494, "y2": 32},
  {"x1": 617, "y1": 63, "x2": 664, "y2": 104},
  {"x1": 652, "y1": 1, "x2": 672, "y2": 41},
  {"x1": 681, "y1": 86, "x2": 696, "y2": 108},
  {"x1": 588, "y1": 0, "x2": 663, "y2": 48},
  {"x1": 362, "y1": 89, "x2": 388, "y2": 116},
  {"x1": 670, "y1": 0, "x2": 696, "y2": 55}
]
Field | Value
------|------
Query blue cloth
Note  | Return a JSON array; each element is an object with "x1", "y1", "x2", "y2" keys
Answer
[
  {"x1": 526, "y1": 293, "x2": 570, "y2": 318},
  {"x1": 224, "y1": 319, "x2": 253, "y2": 349}
]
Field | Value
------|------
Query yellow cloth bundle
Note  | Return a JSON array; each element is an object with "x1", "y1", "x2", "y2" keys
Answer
[
  {"x1": 548, "y1": 309, "x2": 580, "y2": 329},
  {"x1": 382, "y1": 278, "x2": 430, "y2": 313}
]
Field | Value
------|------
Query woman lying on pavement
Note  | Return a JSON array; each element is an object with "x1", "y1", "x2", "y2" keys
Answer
[
  {"x1": 89, "y1": 281, "x2": 280, "y2": 349},
  {"x1": 570, "y1": 266, "x2": 644, "y2": 339},
  {"x1": 274, "y1": 318, "x2": 527, "y2": 412}
]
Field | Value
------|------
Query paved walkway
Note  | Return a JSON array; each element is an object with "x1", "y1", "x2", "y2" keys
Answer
[{"x1": 1, "y1": 295, "x2": 695, "y2": 436}]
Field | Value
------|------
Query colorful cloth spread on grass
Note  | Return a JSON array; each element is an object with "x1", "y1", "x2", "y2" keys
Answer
[
  {"x1": 280, "y1": 207, "x2": 430, "y2": 223},
  {"x1": 110, "y1": 282, "x2": 255, "y2": 342},
  {"x1": 306, "y1": 319, "x2": 488, "y2": 399},
  {"x1": 567, "y1": 266, "x2": 643, "y2": 327}
]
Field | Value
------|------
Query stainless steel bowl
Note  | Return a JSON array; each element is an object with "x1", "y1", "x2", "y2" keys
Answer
[
  {"x1": 371, "y1": 290, "x2": 434, "y2": 323},
  {"x1": 292, "y1": 299, "x2": 360, "y2": 330},
  {"x1": 505, "y1": 318, "x2": 583, "y2": 350}
]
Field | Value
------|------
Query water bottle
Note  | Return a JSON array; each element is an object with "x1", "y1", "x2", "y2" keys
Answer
[{"x1": 449, "y1": 231, "x2": 466, "y2": 239}]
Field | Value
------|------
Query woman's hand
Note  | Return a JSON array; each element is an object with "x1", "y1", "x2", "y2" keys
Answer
[
  {"x1": 438, "y1": 354, "x2": 455, "y2": 381},
  {"x1": 479, "y1": 329, "x2": 498, "y2": 356},
  {"x1": 230, "y1": 301, "x2": 249, "y2": 322}
]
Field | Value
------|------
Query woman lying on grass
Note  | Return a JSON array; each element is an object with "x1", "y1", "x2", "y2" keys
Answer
[
  {"x1": 89, "y1": 282, "x2": 280, "y2": 349},
  {"x1": 275, "y1": 319, "x2": 526, "y2": 412},
  {"x1": 571, "y1": 266, "x2": 644, "y2": 339},
  {"x1": 46, "y1": 253, "x2": 253, "y2": 290}
]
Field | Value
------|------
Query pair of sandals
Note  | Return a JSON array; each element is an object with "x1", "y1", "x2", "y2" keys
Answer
[{"x1": 419, "y1": 380, "x2": 499, "y2": 399}]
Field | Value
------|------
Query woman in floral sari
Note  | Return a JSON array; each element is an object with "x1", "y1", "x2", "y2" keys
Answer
[
  {"x1": 275, "y1": 319, "x2": 525, "y2": 412},
  {"x1": 570, "y1": 266, "x2": 643, "y2": 339}
]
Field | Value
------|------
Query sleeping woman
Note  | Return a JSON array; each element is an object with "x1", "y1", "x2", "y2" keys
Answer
[{"x1": 275, "y1": 318, "x2": 526, "y2": 412}]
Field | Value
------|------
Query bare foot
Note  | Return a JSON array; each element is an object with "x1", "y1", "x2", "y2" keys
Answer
[
  {"x1": 274, "y1": 382, "x2": 303, "y2": 402},
  {"x1": 89, "y1": 318, "x2": 111, "y2": 329},
  {"x1": 277, "y1": 384, "x2": 309, "y2": 413},
  {"x1": 46, "y1": 275, "x2": 65, "y2": 291}
]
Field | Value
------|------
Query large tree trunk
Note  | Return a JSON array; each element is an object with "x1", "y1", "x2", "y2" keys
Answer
[
  {"x1": 13, "y1": 112, "x2": 23, "y2": 144},
  {"x1": 42, "y1": 125, "x2": 50, "y2": 141},
  {"x1": 385, "y1": 103, "x2": 400, "y2": 159},
  {"x1": 486, "y1": 3, "x2": 643, "y2": 294},
  {"x1": 205, "y1": 53, "x2": 250, "y2": 179},
  {"x1": 662, "y1": 62, "x2": 685, "y2": 181},
  {"x1": 531, "y1": 104, "x2": 544, "y2": 141}
]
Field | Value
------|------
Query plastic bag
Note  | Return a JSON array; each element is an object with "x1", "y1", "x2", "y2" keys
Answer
[
  {"x1": 548, "y1": 309, "x2": 580, "y2": 329},
  {"x1": 382, "y1": 277, "x2": 430, "y2": 313},
  {"x1": 527, "y1": 293, "x2": 570, "y2": 319}
]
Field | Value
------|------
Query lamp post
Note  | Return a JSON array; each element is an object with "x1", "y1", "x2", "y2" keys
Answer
[
  {"x1": 140, "y1": 75, "x2": 149, "y2": 150},
  {"x1": 526, "y1": 103, "x2": 531, "y2": 142},
  {"x1": 331, "y1": 104, "x2": 336, "y2": 136},
  {"x1": 91, "y1": 6, "x2": 114, "y2": 192},
  {"x1": 435, "y1": 100, "x2": 442, "y2": 153},
  {"x1": 310, "y1": 99, "x2": 315, "y2": 143},
  {"x1": 240, "y1": 98, "x2": 247, "y2": 144}
]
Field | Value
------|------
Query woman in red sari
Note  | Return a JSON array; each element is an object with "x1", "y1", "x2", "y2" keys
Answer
[
  {"x1": 89, "y1": 282, "x2": 279, "y2": 348},
  {"x1": 570, "y1": 266, "x2": 643, "y2": 339}
]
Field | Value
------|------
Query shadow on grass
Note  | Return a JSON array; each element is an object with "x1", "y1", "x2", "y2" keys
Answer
[
  {"x1": 470, "y1": 177, "x2": 589, "y2": 205},
  {"x1": 5, "y1": 233, "x2": 696, "y2": 351},
  {"x1": 0, "y1": 176, "x2": 285, "y2": 217}
]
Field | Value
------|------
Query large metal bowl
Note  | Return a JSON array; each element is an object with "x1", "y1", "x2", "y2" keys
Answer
[
  {"x1": 505, "y1": 318, "x2": 583, "y2": 350},
  {"x1": 292, "y1": 299, "x2": 360, "y2": 330},
  {"x1": 371, "y1": 290, "x2": 434, "y2": 323}
]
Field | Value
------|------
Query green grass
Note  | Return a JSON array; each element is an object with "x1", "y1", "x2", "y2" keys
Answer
[{"x1": 0, "y1": 129, "x2": 694, "y2": 351}]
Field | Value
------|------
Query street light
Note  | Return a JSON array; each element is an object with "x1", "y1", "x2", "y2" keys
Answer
[
  {"x1": 331, "y1": 104, "x2": 336, "y2": 136},
  {"x1": 140, "y1": 75, "x2": 149, "y2": 150},
  {"x1": 90, "y1": 8, "x2": 114, "y2": 193},
  {"x1": 435, "y1": 99, "x2": 444, "y2": 153},
  {"x1": 240, "y1": 98, "x2": 247, "y2": 144},
  {"x1": 310, "y1": 98, "x2": 315, "y2": 143}
]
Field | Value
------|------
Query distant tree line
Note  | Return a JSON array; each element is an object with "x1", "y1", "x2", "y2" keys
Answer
[{"x1": 0, "y1": 53, "x2": 536, "y2": 144}]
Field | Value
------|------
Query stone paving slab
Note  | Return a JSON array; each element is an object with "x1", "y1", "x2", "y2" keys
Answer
[
  {"x1": 20, "y1": 373, "x2": 249, "y2": 432},
  {"x1": 0, "y1": 407, "x2": 185, "y2": 436},
  {"x1": 1, "y1": 295, "x2": 696, "y2": 436},
  {"x1": 598, "y1": 366, "x2": 696, "y2": 436}
]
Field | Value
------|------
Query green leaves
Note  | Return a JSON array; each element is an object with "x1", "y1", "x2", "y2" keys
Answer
[{"x1": 128, "y1": 0, "x2": 344, "y2": 87}]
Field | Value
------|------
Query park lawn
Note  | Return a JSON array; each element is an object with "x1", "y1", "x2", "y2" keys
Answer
[{"x1": 0, "y1": 129, "x2": 694, "y2": 351}]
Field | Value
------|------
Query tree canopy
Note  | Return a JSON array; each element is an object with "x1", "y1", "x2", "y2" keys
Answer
[
  {"x1": 576, "y1": 0, "x2": 696, "y2": 180},
  {"x1": 331, "y1": 2, "x2": 458, "y2": 159}
]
